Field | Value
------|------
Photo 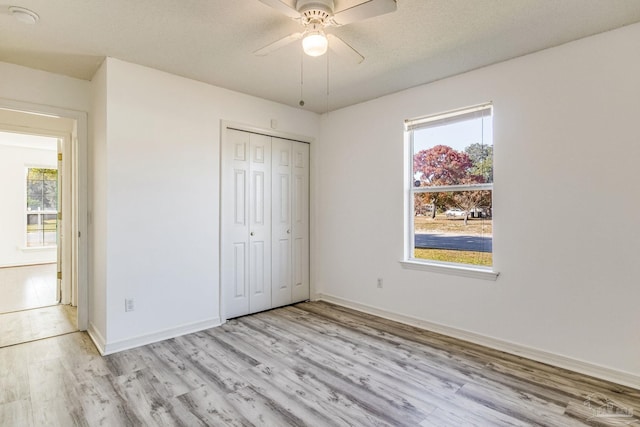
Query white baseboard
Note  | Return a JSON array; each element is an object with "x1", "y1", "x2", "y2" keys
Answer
[
  {"x1": 87, "y1": 322, "x2": 106, "y2": 355},
  {"x1": 314, "y1": 293, "x2": 640, "y2": 390},
  {"x1": 88, "y1": 317, "x2": 222, "y2": 356}
]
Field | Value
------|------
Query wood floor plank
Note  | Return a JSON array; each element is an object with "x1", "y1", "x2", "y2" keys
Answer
[
  {"x1": 0, "y1": 398, "x2": 33, "y2": 426},
  {"x1": 0, "y1": 304, "x2": 77, "y2": 348},
  {"x1": 172, "y1": 384, "x2": 253, "y2": 427},
  {"x1": 275, "y1": 305, "x2": 476, "y2": 389},
  {"x1": 1, "y1": 302, "x2": 637, "y2": 426},
  {"x1": 31, "y1": 395, "x2": 88, "y2": 427},
  {"x1": 455, "y1": 381, "x2": 590, "y2": 427},
  {"x1": 111, "y1": 367, "x2": 188, "y2": 425},
  {"x1": 237, "y1": 363, "x2": 349, "y2": 427},
  {"x1": 486, "y1": 358, "x2": 640, "y2": 413},
  {"x1": 0, "y1": 370, "x2": 29, "y2": 404},
  {"x1": 257, "y1": 308, "x2": 462, "y2": 403},
  {"x1": 298, "y1": 302, "x2": 640, "y2": 414},
  {"x1": 238, "y1": 314, "x2": 446, "y2": 426},
  {"x1": 223, "y1": 385, "x2": 311, "y2": 427}
]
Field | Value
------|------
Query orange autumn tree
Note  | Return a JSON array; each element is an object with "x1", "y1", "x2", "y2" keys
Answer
[{"x1": 413, "y1": 145, "x2": 489, "y2": 223}]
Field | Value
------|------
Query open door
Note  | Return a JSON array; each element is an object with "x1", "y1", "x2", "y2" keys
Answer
[{"x1": 56, "y1": 139, "x2": 63, "y2": 303}]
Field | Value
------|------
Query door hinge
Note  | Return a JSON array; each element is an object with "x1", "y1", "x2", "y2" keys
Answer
[
  {"x1": 58, "y1": 212, "x2": 62, "y2": 220},
  {"x1": 57, "y1": 271, "x2": 62, "y2": 280},
  {"x1": 58, "y1": 153, "x2": 62, "y2": 161}
]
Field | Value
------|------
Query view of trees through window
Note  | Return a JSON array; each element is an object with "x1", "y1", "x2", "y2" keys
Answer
[
  {"x1": 26, "y1": 167, "x2": 58, "y2": 247},
  {"x1": 409, "y1": 105, "x2": 493, "y2": 267}
]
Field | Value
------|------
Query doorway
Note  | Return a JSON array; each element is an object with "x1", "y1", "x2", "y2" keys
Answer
[{"x1": 0, "y1": 103, "x2": 87, "y2": 347}]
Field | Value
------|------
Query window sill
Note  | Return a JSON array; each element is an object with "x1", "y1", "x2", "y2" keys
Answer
[
  {"x1": 399, "y1": 260, "x2": 499, "y2": 281},
  {"x1": 21, "y1": 246, "x2": 57, "y2": 252}
]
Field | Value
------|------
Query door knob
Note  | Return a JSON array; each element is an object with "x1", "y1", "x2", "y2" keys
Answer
[
  {"x1": 250, "y1": 231, "x2": 255, "y2": 236},
  {"x1": 286, "y1": 229, "x2": 290, "y2": 234}
]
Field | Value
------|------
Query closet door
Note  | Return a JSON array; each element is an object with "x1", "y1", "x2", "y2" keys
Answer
[
  {"x1": 271, "y1": 138, "x2": 293, "y2": 308},
  {"x1": 248, "y1": 134, "x2": 272, "y2": 313},
  {"x1": 272, "y1": 139, "x2": 310, "y2": 307},
  {"x1": 221, "y1": 129, "x2": 271, "y2": 318},
  {"x1": 291, "y1": 141, "x2": 310, "y2": 303},
  {"x1": 222, "y1": 128, "x2": 309, "y2": 319}
]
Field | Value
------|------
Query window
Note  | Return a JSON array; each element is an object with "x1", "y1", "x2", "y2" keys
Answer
[
  {"x1": 26, "y1": 167, "x2": 58, "y2": 247},
  {"x1": 404, "y1": 103, "x2": 496, "y2": 278}
]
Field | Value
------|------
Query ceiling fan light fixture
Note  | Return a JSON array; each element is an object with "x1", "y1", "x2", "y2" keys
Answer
[{"x1": 302, "y1": 31, "x2": 328, "y2": 57}]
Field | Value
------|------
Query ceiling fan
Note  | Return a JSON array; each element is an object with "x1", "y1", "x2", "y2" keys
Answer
[{"x1": 255, "y1": 0, "x2": 397, "y2": 63}]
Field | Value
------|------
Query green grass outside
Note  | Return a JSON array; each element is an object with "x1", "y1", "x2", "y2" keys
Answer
[
  {"x1": 414, "y1": 215, "x2": 492, "y2": 266},
  {"x1": 414, "y1": 215, "x2": 492, "y2": 234},
  {"x1": 27, "y1": 221, "x2": 57, "y2": 232},
  {"x1": 414, "y1": 248, "x2": 492, "y2": 267}
]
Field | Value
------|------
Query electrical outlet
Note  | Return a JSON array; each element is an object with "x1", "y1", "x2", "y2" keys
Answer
[
  {"x1": 377, "y1": 278, "x2": 383, "y2": 288},
  {"x1": 125, "y1": 298, "x2": 135, "y2": 312}
]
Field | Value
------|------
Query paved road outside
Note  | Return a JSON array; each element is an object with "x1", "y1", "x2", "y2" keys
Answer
[{"x1": 415, "y1": 233, "x2": 492, "y2": 253}]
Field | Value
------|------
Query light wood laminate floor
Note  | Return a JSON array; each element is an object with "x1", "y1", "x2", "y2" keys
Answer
[
  {"x1": 0, "y1": 304, "x2": 77, "y2": 348},
  {"x1": 1, "y1": 301, "x2": 638, "y2": 426},
  {"x1": 0, "y1": 264, "x2": 57, "y2": 313}
]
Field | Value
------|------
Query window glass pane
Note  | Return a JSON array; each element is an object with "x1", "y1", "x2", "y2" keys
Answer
[
  {"x1": 26, "y1": 168, "x2": 57, "y2": 211},
  {"x1": 413, "y1": 190, "x2": 492, "y2": 267},
  {"x1": 26, "y1": 213, "x2": 42, "y2": 247},
  {"x1": 413, "y1": 112, "x2": 492, "y2": 186},
  {"x1": 42, "y1": 214, "x2": 58, "y2": 246},
  {"x1": 43, "y1": 173, "x2": 57, "y2": 210},
  {"x1": 27, "y1": 178, "x2": 44, "y2": 210},
  {"x1": 25, "y1": 167, "x2": 58, "y2": 247}
]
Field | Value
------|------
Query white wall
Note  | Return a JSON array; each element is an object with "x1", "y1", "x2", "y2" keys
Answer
[
  {"x1": 0, "y1": 140, "x2": 57, "y2": 267},
  {"x1": 92, "y1": 58, "x2": 319, "y2": 352},
  {"x1": 0, "y1": 62, "x2": 91, "y2": 113},
  {"x1": 89, "y1": 60, "x2": 108, "y2": 341},
  {"x1": 315, "y1": 23, "x2": 640, "y2": 386}
]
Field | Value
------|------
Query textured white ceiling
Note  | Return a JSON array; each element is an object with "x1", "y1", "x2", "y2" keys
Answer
[{"x1": 1, "y1": 0, "x2": 640, "y2": 113}]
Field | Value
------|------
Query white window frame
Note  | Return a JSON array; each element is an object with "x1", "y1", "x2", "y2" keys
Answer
[
  {"x1": 400, "y1": 103, "x2": 499, "y2": 280},
  {"x1": 25, "y1": 166, "x2": 58, "y2": 248}
]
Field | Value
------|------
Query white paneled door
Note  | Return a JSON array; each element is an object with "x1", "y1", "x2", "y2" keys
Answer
[
  {"x1": 222, "y1": 128, "x2": 309, "y2": 319},
  {"x1": 291, "y1": 141, "x2": 310, "y2": 303}
]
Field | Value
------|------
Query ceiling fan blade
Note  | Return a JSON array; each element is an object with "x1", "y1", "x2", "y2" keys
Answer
[
  {"x1": 333, "y1": 0, "x2": 397, "y2": 25},
  {"x1": 327, "y1": 33, "x2": 364, "y2": 64},
  {"x1": 257, "y1": 0, "x2": 300, "y2": 19},
  {"x1": 254, "y1": 32, "x2": 304, "y2": 56}
]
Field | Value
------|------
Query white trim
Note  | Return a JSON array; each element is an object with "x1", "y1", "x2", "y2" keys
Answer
[
  {"x1": 222, "y1": 120, "x2": 315, "y2": 144},
  {"x1": 0, "y1": 98, "x2": 88, "y2": 331},
  {"x1": 314, "y1": 293, "x2": 640, "y2": 390},
  {"x1": 400, "y1": 260, "x2": 499, "y2": 280},
  {"x1": 98, "y1": 317, "x2": 222, "y2": 355},
  {"x1": 413, "y1": 183, "x2": 493, "y2": 193},
  {"x1": 87, "y1": 322, "x2": 107, "y2": 355},
  {"x1": 20, "y1": 246, "x2": 57, "y2": 251},
  {"x1": 405, "y1": 102, "x2": 492, "y2": 131}
]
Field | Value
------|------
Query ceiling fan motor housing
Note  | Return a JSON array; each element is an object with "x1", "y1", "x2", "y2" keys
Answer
[{"x1": 296, "y1": 0, "x2": 334, "y2": 24}]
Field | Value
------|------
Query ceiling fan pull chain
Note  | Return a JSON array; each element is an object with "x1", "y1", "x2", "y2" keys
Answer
[{"x1": 299, "y1": 50, "x2": 305, "y2": 107}]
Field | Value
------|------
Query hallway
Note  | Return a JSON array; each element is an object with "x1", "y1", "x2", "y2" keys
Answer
[{"x1": 0, "y1": 264, "x2": 77, "y2": 348}]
